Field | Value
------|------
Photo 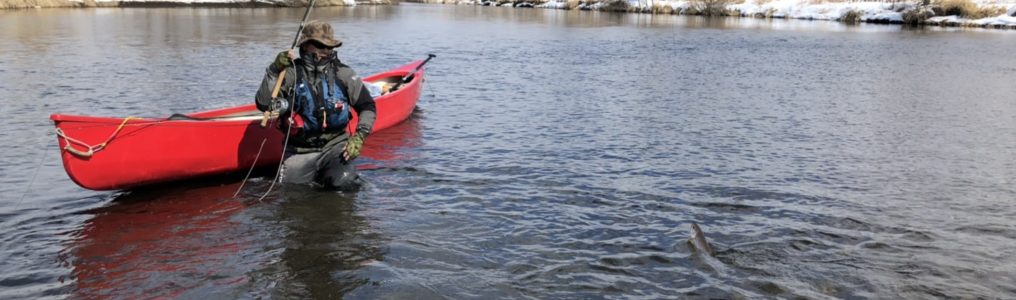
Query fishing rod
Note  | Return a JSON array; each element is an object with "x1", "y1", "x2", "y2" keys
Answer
[
  {"x1": 257, "y1": 0, "x2": 320, "y2": 201},
  {"x1": 239, "y1": 0, "x2": 317, "y2": 200},
  {"x1": 290, "y1": 0, "x2": 318, "y2": 50},
  {"x1": 261, "y1": 0, "x2": 317, "y2": 128}
]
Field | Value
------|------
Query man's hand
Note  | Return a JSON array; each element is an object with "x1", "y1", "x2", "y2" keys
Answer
[
  {"x1": 272, "y1": 50, "x2": 298, "y2": 71},
  {"x1": 343, "y1": 133, "x2": 364, "y2": 161}
]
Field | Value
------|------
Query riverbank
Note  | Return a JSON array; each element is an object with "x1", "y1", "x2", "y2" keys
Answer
[
  {"x1": 0, "y1": 0, "x2": 392, "y2": 9},
  {"x1": 410, "y1": 0, "x2": 1016, "y2": 29},
  {"x1": 6, "y1": 0, "x2": 1010, "y2": 31}
]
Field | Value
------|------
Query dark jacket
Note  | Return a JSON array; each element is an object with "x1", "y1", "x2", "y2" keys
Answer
[{"x1": 255, "y1": 56, "x2": 376, "y2": 151}]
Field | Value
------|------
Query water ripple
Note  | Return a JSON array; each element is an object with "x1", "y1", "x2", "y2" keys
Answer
[{"x1": 2, "y1": 4, "x2": 1016, "y2": 299}]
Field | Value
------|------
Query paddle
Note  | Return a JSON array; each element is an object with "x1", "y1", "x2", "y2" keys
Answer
[
  {"x1": 261, "y1": 0, "x2": 318, "y2": 128},
  {"x1": 390, "y1": 54, "x2": 437, "y2": 92}
]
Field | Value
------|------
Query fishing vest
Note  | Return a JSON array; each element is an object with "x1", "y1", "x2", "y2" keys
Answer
[{"x1": 292, "y1": 61, "x2": 351, "y2": 134}]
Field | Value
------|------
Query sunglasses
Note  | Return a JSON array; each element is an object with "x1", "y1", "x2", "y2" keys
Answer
[{"x1": 303, "y1": 42, "x2": 335, "y2": 57}]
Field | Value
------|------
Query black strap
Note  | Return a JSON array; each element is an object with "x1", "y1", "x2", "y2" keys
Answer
[
  {"x1": 309, "y1": 75, "x2": 327, "y2": 119},
  {"x1": 327, "y1": 72, "x2": 338, "y2": 102},
  {"x1": 330, "y1": 60, "x2": 352, "y2": 106},
  {"x1": 296, "y1": 62, "x2": 328, "y2": 120},
  {"x1": 166, "y1": 113, "x2": 208, "y2": 121}
]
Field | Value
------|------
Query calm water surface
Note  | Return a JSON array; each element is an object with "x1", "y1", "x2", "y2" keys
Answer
[{"x1": 2, "y1": 4, "x2": 1015, "y2": 299}]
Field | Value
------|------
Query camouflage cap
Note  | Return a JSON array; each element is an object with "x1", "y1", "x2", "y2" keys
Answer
[{"x1": 297, "y1": 20, "x2": 342, "y2": 48}]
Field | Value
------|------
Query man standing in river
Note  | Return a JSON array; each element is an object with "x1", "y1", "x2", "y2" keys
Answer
[{"x1": 254, "y1": 20, "x2": 376, "y2": 189}]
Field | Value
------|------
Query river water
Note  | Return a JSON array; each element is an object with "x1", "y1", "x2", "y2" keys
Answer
[{"x1": 2, "y1": 4, "x2": 1015, "y2": 299}]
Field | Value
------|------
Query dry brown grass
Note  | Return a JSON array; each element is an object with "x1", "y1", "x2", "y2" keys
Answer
[
  {"x1": 693, "y1": 0, "x2": 732, "y2": 16},
  {"x1": 650, "y1": 3, "x2": 674, "y2": 14},
  {"x1": 934, "y1": 0, "x2": 1007, "y2": 19},
  {"x1": 840, "y1": 9, "x2": 861, "y2": 23},
  {"x1": 969, "y1": 6, "x2": 1008, "y2": 18},
  {"x1": 902, "y1": 8, "x2": 934, "y2": 24},
  {"x1": 600, "y1": 0, "x2": 629, "y2": 11},
  {"x1": 934, "y1": 0, "x2": 975, "y2": 16}
]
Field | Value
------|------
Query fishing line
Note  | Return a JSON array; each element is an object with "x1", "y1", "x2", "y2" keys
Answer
[
  {"x1": 233, "y1": 137, "x2": 268, "y2": 199},
  {"x1": 416, "y1": 54, "x2": 437, "y2": 107},
  {"x1": 257, "y1": 119, "x2": 294, "y2": 202},
  {"x1": 250, "y1": 0, "x2": 316, "y2": 202},
  {"x1": 13, "y1": 143, "x2": 53, "y2": 210},
  {"x1": 424, "y1": 79, "x2": 436, "y2": 104}
]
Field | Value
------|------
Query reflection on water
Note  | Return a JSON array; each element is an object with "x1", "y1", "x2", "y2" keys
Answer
[
  {"x1": 51, "y1": 117, "x2": 424, "y2": 299},
  {"x1": 359, "y1": 111, "x2": 425, "y2": 167},
  {"x1": 2, "y1": 3, "x2": 1016, "y2": 299},
  {"x1": 57, "y1": 116, "x2": 422, "y2": 298},
  {"x1": 65, "y1": 183, "x2": 253, "y2": 299},
  {"x1": 63, "y1": 179, "x2": 386, "y2": 298},
  {"x1": 266, "y1": 188, "x2": 384, "y2": 299}
]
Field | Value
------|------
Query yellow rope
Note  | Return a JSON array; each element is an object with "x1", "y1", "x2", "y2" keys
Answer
[
  {"x1": 97, "y1": 116, "x2": 141, "y2": 148},
  {"x1": 58, "y1": 116, "x2": 142, "y2": 157}
]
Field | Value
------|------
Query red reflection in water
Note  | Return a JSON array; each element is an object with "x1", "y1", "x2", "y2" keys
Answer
[
  {"x1": 65, "y1": 183, "x2": 253, "y2": 299},
  {"x1": 62, "y1": 115, "x2": 422, "y2": 298},
  {"x1": 358, "y1": 114, "x2": 424, "y2": 167}
]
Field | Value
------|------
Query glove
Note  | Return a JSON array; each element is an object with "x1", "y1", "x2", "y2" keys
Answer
[
  {"x1": 272, "y1": 50, "x2": 295, "y2": 71},
  {"x1": 343, "y1": 133, "x2": 364, "y2": 161}
]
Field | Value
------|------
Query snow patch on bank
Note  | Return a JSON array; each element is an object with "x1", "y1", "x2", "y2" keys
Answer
[
  {"x1": 929, "y1": 14, "x2": 1016, "y2": 25},
  {"x1": 536, "y1": 1, "x2": 566, "y2": 8},
  {"x1": 536, "y1": 0, "x2": 1015, "y2": 27},
  {"x1": 727, "y1": 0, "x2": 904, "y2": 22}
]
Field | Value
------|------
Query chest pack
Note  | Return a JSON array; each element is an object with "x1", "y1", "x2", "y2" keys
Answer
[{"x1": 292, "y1": 62, "x2": 351, "y2": 134}]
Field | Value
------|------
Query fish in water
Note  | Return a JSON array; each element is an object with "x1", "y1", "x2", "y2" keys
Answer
[{"x1": 688, "y1": 222, "x2": 715, "y2": 256}]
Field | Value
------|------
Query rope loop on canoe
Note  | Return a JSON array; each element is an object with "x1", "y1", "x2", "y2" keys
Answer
[{"x1": 55, "y1": 116, "x2": 142, "y2": 158}]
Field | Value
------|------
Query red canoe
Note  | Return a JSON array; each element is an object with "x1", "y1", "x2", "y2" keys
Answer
[{"x1": 51, "y1": 60, "x2": 425, "y2": 191}]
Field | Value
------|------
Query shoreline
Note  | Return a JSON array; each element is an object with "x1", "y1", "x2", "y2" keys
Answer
[
  {"x1": 3, "y1": 0, "x2": 1013, "y2": 30},
  {"x1": 412, "y1": 0, "x2": 1016, "y2": 30},
  {"x1": 0, "y1": 0, "x2": 394, "y2": 9}
]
